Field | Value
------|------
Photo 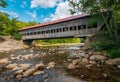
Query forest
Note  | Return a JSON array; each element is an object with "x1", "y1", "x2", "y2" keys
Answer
[{"x1": 0, "y1": 1, "x2": 37, "y2": 40}]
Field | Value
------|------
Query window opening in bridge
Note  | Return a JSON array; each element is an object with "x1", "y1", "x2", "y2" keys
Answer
[
  {"x1": 53, "y1": 29, "x2": 56, "y2": 33},
  {"x1": 46, "y1": 30, "x2": 48, "y2": 34},
  {"x1": 81, "y1": 25, "x2": 86, "y2": 29},
  {"x1": 42, "y1": 31, "x2": 44, "y2": 34},
  {"x1": 27, "y1": 33, "x2": 29, "y2": 35},
  {"x1": 63, "y1": 27, "x2": 67, "y2": 32},
  {"x1": 78, "y1": 25, "x2": 81, "y2": 30},
  {"x1": 38, "y1": 32, "x2": 41, "y2": 34},
  {"x1": 73, "y1": 26, "x2": 77, "y2": 30},
  {"x1": 34, "y1": 32, "x2": 36, "y2": 35},
  {"x1": 51, "y1": 30, "x2": 53, "y2": 33},
  {"x1": 65, "y1": 27, "x2": 68, "y2": 31},
  {"x1": 47, "y1": 30, "x2": 50, "y2": 34},
  {"x1": 30, "y1": 32, "x2": 33, "y2": 35},
  {"x1": 43, "y1": 31, "x2": 45, "y2": 34},
  {"x1": 57, "y1": 29, "x2": 59, "y2": 32},
  {"x1": 70, "y1": 26, "x2": 76, "y2": 31}
]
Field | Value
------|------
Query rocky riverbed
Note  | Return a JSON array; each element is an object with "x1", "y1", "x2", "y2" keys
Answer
[{"x1": 0, "y1": 45, "x2": 120, "y2": 82}]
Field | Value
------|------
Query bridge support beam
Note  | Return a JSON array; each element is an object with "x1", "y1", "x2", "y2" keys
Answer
[{"x1": 23, "y1": 40, "x2": 33, "y2": 45}]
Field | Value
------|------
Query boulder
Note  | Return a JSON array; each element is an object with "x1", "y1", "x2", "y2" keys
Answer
[
  {"x1": 46, "y1": 62, "x2": 55, "y2": 69},
  {"x1": 117, "y1": 65, "x2": 120, "y2": 69},
  {"x1": 67, "y1": 63, "x2": 76, "y2": 69},
  {"x1": 12, "y1": 67, "x2": 20, "y2": 71},
  {"x1": 81, "y1": 58, "x2": 89, "y2": 64},
  {"x1": 35, "y1": 63, "x2": 44, "y2": 70},
  {"x1": 105, "y1": 58, "x2": 120, "y2": 65},
  {"x1": 89, "y1": 61, "x2": 97, "y2": 65},
  {"x1": 72, "y1": 59, "x2": 81, "y2": 65},
  {"x1": 15, "y1": 70, "x2": 23, "y2": 74},
  {"x1": 48, "y1": 62, "x2": 55, "y2": 66},
  {"x1": 19, "y1": 64, "x2": 30, "y2": 70},
  {"x1": 85, "y1": 64, "x2": 93, "y2": 69},
  {"x1": 33, "y1": 71, "x2": 44, "y2": 75},
  {"x1": 78, "y1": 53, "x2": 85, "y2": 57},
  {"x1": 0, "y1": 58, "x2": 9, "y2": 64},
  {"x1": 103, "y1": 73, "x2": 107, "y2": 78},
  {"x1": 16, "y1": 75, "x2": 22, "y2": 79},
  {"x1": 22, "y1": 54, "x2": 33, "y2": 59},
  {"x1": 44, "y1": 79, "x2": 48, "y2": 82},
  {"x1": 6, "y1": 63, "x2": 18, "y2": 69},
  {"x1": 90, "y1": 55, "x2": 106, "y2": 61},
  {"x1": 46, "y1": 65, "x2": 55, "y2": 69},
  {"x1": 23, "y1": 68, "x2": 36, "y2": 77}
]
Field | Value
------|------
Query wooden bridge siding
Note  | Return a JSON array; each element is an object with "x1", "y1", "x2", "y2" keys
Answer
[
  {"x1": 21, "y1": 28, "x2": 98, "y2": 40},
  {"x1": 20, "y1": 17, "x2": 103, "y2": 40}
]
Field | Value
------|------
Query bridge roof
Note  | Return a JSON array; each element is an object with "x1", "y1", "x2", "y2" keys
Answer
[{"x1": 19, "y1": 13, "x2": 90, "y2": 31}]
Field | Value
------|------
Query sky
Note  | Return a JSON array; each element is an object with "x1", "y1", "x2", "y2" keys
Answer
[{"x1": 0, "y1": 0, "x2": 76, "y2": 23}]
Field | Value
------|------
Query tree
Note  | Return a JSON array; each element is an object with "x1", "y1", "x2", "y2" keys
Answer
[
  {"x1": 0, "y1": 0, "x2": 7, "y2": 7},
  {"x1": 68, "y1": 0, "x2": 120, "y2": 44}
]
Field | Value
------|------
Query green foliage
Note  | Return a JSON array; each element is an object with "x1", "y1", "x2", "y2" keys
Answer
[
  {"x1": 0, "y1": 0, "x2": 7, "y2": 7},
  {"x1": 92, "y1": 29, "x2": 120, "y2": 58},
  {"x1": 36, "y1": 38, "x2": 81, "y2": 45},
  {"x1": 108, "y1": 49, "x2": 120, "y2": 58},
  {"x1": 0, "y1": 11, "x2": 37, "y2": 40},
  {"x1": 93, "y1": 41, "x2": 114, "y2": 51},
  {"x1": 68, "y1": 0, "x2": 120, "y2": 58}
]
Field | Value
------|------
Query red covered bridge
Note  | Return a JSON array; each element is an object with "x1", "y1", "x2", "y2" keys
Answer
[{"x1": 19, "y1": 13, "x2": 104, "y2": 44}]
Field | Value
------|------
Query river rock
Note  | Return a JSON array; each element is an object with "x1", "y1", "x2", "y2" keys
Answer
[
  {"x1": 72, "y1": 59, "x2": 81, "y2": 65},
  {"x1": 58, "y1": 51, "x2": 65, "y2": 54},
  {"x1": 35, "y1": 63, "x2": 44, "y2": 70},
  {"x1": 90, "y1": 55, "x2": 106, "y2": 61},
  {"x1": 19, "y1": 64, "x2": 31, "y2": 70},
  {"x1": 22, "y1": 54, "x2": 33, "y2": 59},
  {"x1": 30, "y1": 49, "x2": 34, "y2": 53},
  {"x1": 6, "y1": 63, "x2": 18, "y2": 69},
  {"x1": 103, "y1": 73, "x2": 107, "y2": 78},
  {"x1": 46, "y1": 62, "x2": 55, "y2": 69},
  {"x1": 88, "y1": 51, "x2": 93, "y2": 55},
  {"x1": 81, "y1": 58, "x2": 89, "y2": 64},
  {"x1": 78, "y1": 53, "x2": 85, "y2": 57},
  {"x1": 44, "y1": 79, "x2": 48, "y2": 82},
  {"x1": 12, "y1": 66, "x2": 20, "y2": 71},
  {"x1": 67, "y1": 63, "x2": 76, "y2": 69},
  {"x1": 89, "y1": 61, "x2": 97, "y2": 65},
  {"x1": 16, "y1": 74, "x2": 22, "y2": 79},
  {"x1": 105, "y1": 58, "x2": 120, "y2": 65},
  {"x1": 117, "y1": 65, "x2": 120, "y2": 69},
  {"x1": 85, "y1": 64, "x2": 93, "y2": 69},
  {"x1": 48, "y1": 62, "x2": 55, "y2": 66},
  {"x1": 15, "y1": 70, "x2": 23, "y2": 74},
  {"x1": 0, "y1": 58, "x2": 9, "y2": 64},
  {"x1": 23, "y1": 68, "x2": 36, "y2": 77},
  {"x1": 33, "y1": 71, "x2": 44, "y2": 75},
  {"x1": 46, "y1": 65, "x2": 55, "y2": 69},
  {"x1": 102, "y1": 51, "x2": 107, "y2": 56}
]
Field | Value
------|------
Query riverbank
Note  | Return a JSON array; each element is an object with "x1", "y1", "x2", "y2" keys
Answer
[{"x1": 0, "y1": 36, "x2": 28, "y2": 53}]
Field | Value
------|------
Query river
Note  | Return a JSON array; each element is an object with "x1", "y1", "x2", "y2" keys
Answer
[{"x1": 0, "y1": 45, "x2": 120, "y2": 82}]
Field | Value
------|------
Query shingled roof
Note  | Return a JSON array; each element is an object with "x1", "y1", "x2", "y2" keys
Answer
[{"x1": 19, "y1": 13, "x2": 89, "y2": 31}]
